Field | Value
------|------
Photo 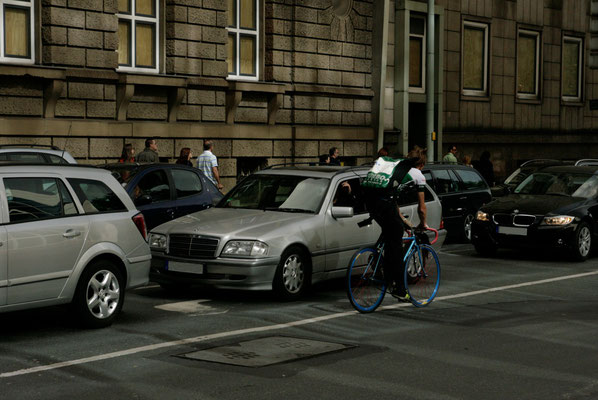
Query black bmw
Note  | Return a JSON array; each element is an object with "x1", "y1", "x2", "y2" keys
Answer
[{"x1": 471, "y1": 165, "x2": 598, "y2": 261}]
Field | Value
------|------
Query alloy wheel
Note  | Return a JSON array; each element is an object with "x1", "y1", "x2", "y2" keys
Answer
[
  {"x1": 86, "y1": 270, "x2": 121, "y2": 319},
  {"x1": 578, "y1": 226, "x2": 591, "y2": 257},
  {"x1": 282, "y1": 254, "x2": 304, "y2": 294}
]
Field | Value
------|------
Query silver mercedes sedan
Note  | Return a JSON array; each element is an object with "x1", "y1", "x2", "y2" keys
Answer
[{"x1": 148, "y1": 165, "x2": 446, "y2": 300}]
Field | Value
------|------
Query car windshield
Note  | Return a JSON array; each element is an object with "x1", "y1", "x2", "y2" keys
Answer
[
  {"x1": 514, "y1": 171, "x2": 598, "y2": 198},
  {"x1": 101, "y1": 165, "x2": 140, "y2": 185},
  {"x1": 503, "y1": 167, "x2": 528, "y2": 186},
  {"x1": 218, "y1": 174, "x2": 330, "y2": 213}
]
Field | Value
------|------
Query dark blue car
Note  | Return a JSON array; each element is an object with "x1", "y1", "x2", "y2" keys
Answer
[{"x1": 102, "y1": 163, "x2": 223, "y2": 230}]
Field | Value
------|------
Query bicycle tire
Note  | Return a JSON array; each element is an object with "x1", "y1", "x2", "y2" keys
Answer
[
  {"x1": 346, "y1": 247, "x2": 387, "y2": 313},
  {"x1": 404, "y1": 244, "x2": 440, "y2": 307}
]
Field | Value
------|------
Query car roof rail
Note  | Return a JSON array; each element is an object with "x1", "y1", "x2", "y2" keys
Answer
[
  {"x1": 574, "y1": 159, "x2": 598, "y2": 167},
  {"x1": 0, "y1": 144, "x2": 62, "y2": 150},
  {"x1": 519, "y1": 159, "x2": 562, "y2": 167},
  {"x1": 263, "y1": 162, "x2": 340, "y2": 169}
]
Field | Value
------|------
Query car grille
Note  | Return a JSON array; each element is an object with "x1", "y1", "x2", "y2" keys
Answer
[
  {"x1": 168, "y1": 234, "x2": 219, "y2": 259},
  {"x1": 492, "y1": 213, "x2": 537, "y2": 227}
]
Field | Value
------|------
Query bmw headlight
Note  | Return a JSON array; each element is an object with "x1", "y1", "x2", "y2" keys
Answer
[
  {"x1": 221, "y1": 240, "x2": 269, "y2": 257},
  {"x1": 476, "y1": 211, "x2": 490, "y2": 222},
  {"x1": 542, "y1": 216, "x2": 574, "y2": 225},
  {"x1": 148, "y1": 233, "x2": 167, "y2": 250}
]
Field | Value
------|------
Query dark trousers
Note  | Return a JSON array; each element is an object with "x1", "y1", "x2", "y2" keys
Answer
[{"x1": 364, "y1": 192, "x2": 405, "y2": 290}]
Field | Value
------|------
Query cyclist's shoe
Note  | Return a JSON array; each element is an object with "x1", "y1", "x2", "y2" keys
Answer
[{"x1": 389, "y1": 286, "x2": 411, "y2": 302}]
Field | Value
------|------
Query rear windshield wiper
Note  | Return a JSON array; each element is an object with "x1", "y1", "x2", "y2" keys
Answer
[{"x1": 263, "y1": 207, "x2": 314, "y2": 213}]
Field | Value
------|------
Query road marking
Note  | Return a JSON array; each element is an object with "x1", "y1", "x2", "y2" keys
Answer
[
  {"x1": 155, "y1": 300, "x2": 228, "y2": 315},
  {"x1": 2, "y1": 269, "x2": 598, "y2": 379}
]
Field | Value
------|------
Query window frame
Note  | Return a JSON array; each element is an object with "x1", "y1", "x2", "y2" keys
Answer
[
  {"x1": 561, "y1": 35, "x2": 584, "y2": 103},
  {"x1": 461, "y1": 20, "x2": 490, "y2": 97},
  {"x1": 516, "y1": 29, "x2": 541, "y2": 100},
  {"x1": 0, "y1": 0, "x2": 35, "y2": 64},
  {"x1": 117, "y1": 0, "x2": 160, "y2": 74},
  {"x1": 409, "y1": 15, "x2": 426, "y2": 94},
  {"x1": 226, "y1": 0, "x2": 259, "y2": 81}
]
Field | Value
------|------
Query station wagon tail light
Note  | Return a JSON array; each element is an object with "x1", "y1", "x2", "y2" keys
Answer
[
  {"x1": 476, "y1": 211, "x2": 490, "y2": 222},
  {"x1": 221, "y1": 240, "x2": 268, "y2": 257},
  {"x1": 132, "y1": 213, "x2": 147, "y2": 240},
  {"x1": 542, "y1": 215, "x2": 574, "y2": 226}
]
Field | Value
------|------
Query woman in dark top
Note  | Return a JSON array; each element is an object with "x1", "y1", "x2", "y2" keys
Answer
[
  {"x1": 176, "y1": 147, "x2": 193, "y2": 166},
  {"x1": 119, "y1": 143, "x2": 135, "y2": 163}
]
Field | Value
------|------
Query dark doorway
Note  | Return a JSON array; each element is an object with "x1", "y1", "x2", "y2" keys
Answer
[{"x1": 408, "y1": 102, "x2": 427, "y2": 151}]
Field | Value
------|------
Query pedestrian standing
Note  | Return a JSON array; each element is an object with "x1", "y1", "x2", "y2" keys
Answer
[
  {"x1": 137, "y1": 138, "x2": 159, "y2": 163},
  {"x1": 197, "y1": 139, "x2": 224, "y2": 190},
  {"x1": 119, "y1": 143, "x2": 135, "y2": 163},
  {"x1": 176, "y1": 147, "x2": 193, "y2": 166},
  {"x1": 475, "y1": 151, "x2": 495, "y2": 186},
  {"x1": 462, "y1": 155, "x2": 473, "y2": 167},
  {"x1": 442, "y1": 144, "x2": 458, "y2": 164},
  {"x1": 329, "y1": 147, "x2": 341, "y2": 165}
]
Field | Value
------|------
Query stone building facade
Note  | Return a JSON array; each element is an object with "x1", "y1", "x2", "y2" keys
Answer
[
  {"x1": 380, "y1": 0, "x2": 598, "y2": 180},
  {"x1": 0, "y1": 0, "x2": 375, "y2": 190}
]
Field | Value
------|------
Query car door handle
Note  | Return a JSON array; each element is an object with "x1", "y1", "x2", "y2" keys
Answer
[
  {"x1": 63, "y1": 229, "x2": 81, "y2": 238},
  {"x1": 459, "y1": 196, "x2": 467, "y2": 200}
]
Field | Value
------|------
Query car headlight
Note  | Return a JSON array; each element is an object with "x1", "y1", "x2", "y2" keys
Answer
[
  {"x1": 221, "y1": 240, "x2": 269, "y2": 257},
  {"x1": 148, "y1": 233, "x2": 167, "y2": 250},
  {"x1": 476, "y1": 211, "x2": 490, "y2": 222},
  {"x1": 542, "y1": 216, "x2": 574, "y2": 225}
]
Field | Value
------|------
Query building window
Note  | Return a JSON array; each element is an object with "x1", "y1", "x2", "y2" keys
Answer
[
  {"x1": 409, "y1": 15, "x2": 425, "y2": 93},
  {"x1": 117, "y1": 0, "x2": 159, "y2": 73},
  {"x1": 0, "y1": 0, "x2": 34, "y2": 64},
  {"x1": 462, "y1": 21, "x2": 489, "y2": 97},
  {"x1": 517, "y1": 29, "x2": 540, "y2": 99},
  {"x1": 227, "y1": 0, "x2": 259, "y2": 81},
  {"x1": 562, "y1": 35, "x2": 583, "y2": 102}
]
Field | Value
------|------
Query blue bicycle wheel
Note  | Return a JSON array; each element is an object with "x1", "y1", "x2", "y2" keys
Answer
[
  {"x1": 404, "y1": 244, "x2": 440, "y2": 307},
  {"x1": 346, "y1": 247, "x2": 387, "y2": 313}
]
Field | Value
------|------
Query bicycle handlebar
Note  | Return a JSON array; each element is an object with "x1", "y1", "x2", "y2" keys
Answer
[{"x1": 424, "y1": 227, "x2": 439, "y2": 245}]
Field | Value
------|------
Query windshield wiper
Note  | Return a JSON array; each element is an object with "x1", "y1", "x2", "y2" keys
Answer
[{"x1": 263, "y1": 207, "x2": 314, "y2": 213}]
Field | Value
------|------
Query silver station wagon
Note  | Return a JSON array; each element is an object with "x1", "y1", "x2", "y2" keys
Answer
[
  {"x1": 149, "y1": 165, "x2": 446, "y2": 300},
  {"x1": 0, "y1": 165, "x2": 151, "y2": 328}
]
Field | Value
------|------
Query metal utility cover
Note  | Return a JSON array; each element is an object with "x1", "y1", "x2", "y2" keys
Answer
[{"x1": 181, "y1": 336, "x2": 352, "y2": 367}]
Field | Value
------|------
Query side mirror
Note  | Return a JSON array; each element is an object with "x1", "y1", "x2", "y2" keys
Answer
[
  {"x1": 331, "y1": 206, "x2": 354, "y2": 219},
  {"x1": 135, "y1": 194, "x2": 153, "y2": 206}
]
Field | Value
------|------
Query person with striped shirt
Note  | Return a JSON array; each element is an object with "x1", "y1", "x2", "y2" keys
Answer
[{"x1": 197, "y1": 139, "x2": 224, "y2": 191}]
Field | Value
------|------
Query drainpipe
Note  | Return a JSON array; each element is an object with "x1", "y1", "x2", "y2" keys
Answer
[
  {"x1": 426, "y1": 0, "x2": 435, "y2": 161},
  {"x1": 372, "y1": 0, "x2": 390, "y2": 156}
]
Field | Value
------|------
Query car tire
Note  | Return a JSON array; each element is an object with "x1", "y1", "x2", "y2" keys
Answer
[
  {"x1": 570, "y1": 221, "x2": 592, "y2": 262},
  {"x1": 273, "y1": 246, "x2": 311, "y2": 301},
  {"x1": 71, "y1": 260, "x2": 125, "y2": 329},
  {"x1": 474, "y1": 241, "x2": 498, "y2": 257},
  {"x1": 462, "y1": 213, "x2": 474, "y2": 242}
]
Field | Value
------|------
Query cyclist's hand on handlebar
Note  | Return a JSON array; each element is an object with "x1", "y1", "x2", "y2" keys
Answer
[{"x1": 416, "y1": 222, "x2": 429, "y2": 231}]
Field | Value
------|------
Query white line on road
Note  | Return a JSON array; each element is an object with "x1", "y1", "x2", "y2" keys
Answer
[{"x1": 3, "y1": 269, "x2": 598, "y2": 379}]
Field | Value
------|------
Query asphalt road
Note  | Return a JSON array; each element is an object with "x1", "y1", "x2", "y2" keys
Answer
[{"x1": 1, "y1": 244, "x2": 598, "y2": 400}]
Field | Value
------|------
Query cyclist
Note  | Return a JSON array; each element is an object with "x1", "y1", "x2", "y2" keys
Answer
[{"x1": 361, "y1": 146, "x2": 428, "y2": 301}]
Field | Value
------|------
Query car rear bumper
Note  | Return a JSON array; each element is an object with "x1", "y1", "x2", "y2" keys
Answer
[{"x1": 149, "y1": 252, "x2": 280, "y2": 291}]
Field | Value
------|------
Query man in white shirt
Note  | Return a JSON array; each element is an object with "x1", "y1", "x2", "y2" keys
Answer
[{"x1": 197, "y1": 139, "x2": 224, "y2": 191}]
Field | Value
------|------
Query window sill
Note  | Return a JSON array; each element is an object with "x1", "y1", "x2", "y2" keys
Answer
[
  {"x1": 560, "y1": 99, "x2": 584, "y2": 107},
  {"x1": 515, "y1": 96, "x2": 541, "y2": 105},
  {"x1": 460, "y1": 93, "x2": 490, "y2": 102}
]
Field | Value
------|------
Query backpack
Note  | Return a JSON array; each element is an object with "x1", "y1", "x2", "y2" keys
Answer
[{"x1": 361, "y1": 157, "x2": 413, "y2": 189}]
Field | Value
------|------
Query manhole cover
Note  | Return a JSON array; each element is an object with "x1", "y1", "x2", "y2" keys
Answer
[{"x1": 180, "y1": 336, "x2": 353, "y2": 367}]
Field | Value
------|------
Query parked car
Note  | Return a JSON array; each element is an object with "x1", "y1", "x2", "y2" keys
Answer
[
  {"x1": 491, "y1": 159, "x2": 573, "y2": 197},
  {"x1": 421, "y1": 163, "x2": 491, "y2": 241},
  {"x1": 101, "y1": 163, "x2": 223, "y2": 231},
  {"x1": 0, "y1": 144, "x2": 77, "y2": 164},
  {"x1": 147, "y1": 165, "x2": 447, "y2": 300},
  {"x1": 472, "y1": 164, "x2": 598, "y2": 261},
  {"x1": 0, "y1": 164, "x2": 150, "y2": 328}
]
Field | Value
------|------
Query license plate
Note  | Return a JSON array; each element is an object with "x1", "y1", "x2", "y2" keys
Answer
[
  {"x1": 166, "y1": 261, "x2": 204, "y2": 274},
  {"x1": 497, "y1": 226, "x2": 527, "y2": 236}
]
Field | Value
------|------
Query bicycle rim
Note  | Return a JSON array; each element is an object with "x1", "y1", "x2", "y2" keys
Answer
[
  {"x1": 347, "y1": 247, "x2": 386, "y2": 313},
  {"x1": 404, "y1": 244, "x2": 440, "y2": 307}
]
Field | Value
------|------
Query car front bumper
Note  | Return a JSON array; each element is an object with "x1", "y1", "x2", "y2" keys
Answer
[
  {"x1": 149, "y1": 252, "x2": 281, "y2": 291},
  {"x1": 471, "y1": 220, "x2": 578, "y2": 250}
]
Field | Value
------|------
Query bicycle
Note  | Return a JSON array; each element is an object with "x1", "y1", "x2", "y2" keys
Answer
[{"x1": 346, "y1": 219, "x2": 441, "y2": 313}]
